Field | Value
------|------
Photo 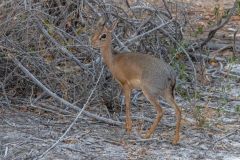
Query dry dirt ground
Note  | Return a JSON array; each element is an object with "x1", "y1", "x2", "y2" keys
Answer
[
  {"x1": 1, "y1": 0, "x2": 240, "y2": 159},
  {"x1": 1, "y1": 89, "x2": 240, "y2": 160}
]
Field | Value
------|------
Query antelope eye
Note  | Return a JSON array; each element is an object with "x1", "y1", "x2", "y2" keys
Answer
[{"x1": 100, "y1": 33, "x2": 106, "y2": 40}]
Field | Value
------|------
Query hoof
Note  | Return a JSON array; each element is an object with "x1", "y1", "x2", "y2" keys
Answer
[
  {"x1": 143, "y1": 132, "x2": 151, "y2": 139},
  {"x1": 125, "y1": 121, "x2": 132, "y2": 134},
  {"x1": 172, "y1": 137, "x2": 179, "y2": 145},
  {"x1": 144, "y1": 135, "x2": 151, "y2": 139}
]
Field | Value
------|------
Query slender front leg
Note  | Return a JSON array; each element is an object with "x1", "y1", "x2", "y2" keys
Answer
[{"x1": 123, "y1": 84, "x2": 132, "y2": 134}]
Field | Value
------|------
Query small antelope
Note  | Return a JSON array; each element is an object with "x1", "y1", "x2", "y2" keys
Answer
[{"x1": 91, "y1": 18, "x2": 181, "y2": 144}]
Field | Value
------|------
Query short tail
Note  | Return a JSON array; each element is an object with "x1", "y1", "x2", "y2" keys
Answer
[
  {"x1": 171, "y1": 80, "x2": 176, "y2": 99},
  {"x1": 170, "y1": 70, "x2": 177, "y2": 99}
]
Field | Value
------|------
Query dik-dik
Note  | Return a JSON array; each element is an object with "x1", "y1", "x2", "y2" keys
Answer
[{"x1": 91, "y1": 18, "x2": 181, "y2": 144}]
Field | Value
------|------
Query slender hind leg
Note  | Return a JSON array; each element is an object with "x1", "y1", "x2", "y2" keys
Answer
[
  {"x1": 142, "y1": 89, "x2": 164, "y2": 139},
  {"x1": 165, "y1": 95, "x2": 181, "y2": 144},
  {"x1": 123, "y1": 84, "x2": 132, "y2": 134}
]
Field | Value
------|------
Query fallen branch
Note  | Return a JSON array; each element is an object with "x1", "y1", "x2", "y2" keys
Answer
[
  {"x1": 124, "y1": 20, "x2": 173, "y2": 46},
  {"x1": 233, "y1": 28, "x2": 239, "y2": 56},
  {"x1": 212, "y1": 129, "x2": 239, "y2": 150},
  {"x1": 33, "y1": 14, "x2": 89, "y2": 72},
  {"x1": 0, "y1": 82, "x2": 10, "y2": 107},
  {"x1": 200, "y1": 0, "x2": 239, "y2": 48},
  {"x1": 210, "y1": 44, "x2": 233, "y2": 55},
  {"x1": 37, "y1": 66, "x2": 104, "y2": 159},
  {"x1": 7, "y1": 52, "x2": 123, "y2": 126}
]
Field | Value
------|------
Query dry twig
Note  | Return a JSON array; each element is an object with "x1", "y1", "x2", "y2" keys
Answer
[{"x1": 37, "y1": 67, "x2": 104, "y2": 159}]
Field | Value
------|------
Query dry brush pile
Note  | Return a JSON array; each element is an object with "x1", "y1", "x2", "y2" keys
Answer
[{"x1": 0, "y1": 0, "x2": 187, "y2": 120}]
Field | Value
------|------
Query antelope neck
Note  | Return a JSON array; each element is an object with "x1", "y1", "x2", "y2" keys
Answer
[{"x1": 100, "y1": 42, "x2": 114, "y2": 70}]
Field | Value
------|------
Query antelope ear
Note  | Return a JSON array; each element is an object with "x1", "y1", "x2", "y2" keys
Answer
[
  {"x1": 103, "y1": 25, "x2": 110, "y2": 33},
  {"x1": 109, "y1": 20, "x2": 118, "y2": 32},
  {"x1": 96, "y1": 17, "x2": 106, "y2": 27}
]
